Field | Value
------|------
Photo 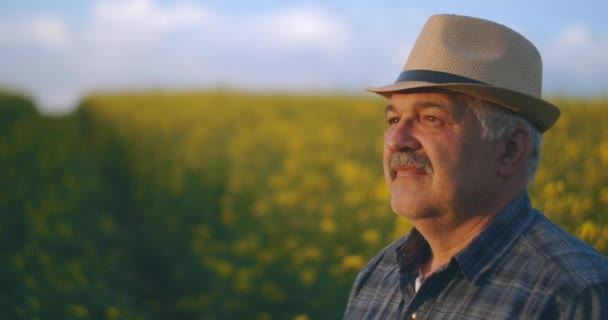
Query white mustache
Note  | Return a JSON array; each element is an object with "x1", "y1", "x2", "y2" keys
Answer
[{"x1": 390, "y1": 151, "x2": 433, "y2": 178}]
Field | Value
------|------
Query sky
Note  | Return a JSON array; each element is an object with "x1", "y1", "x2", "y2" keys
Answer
[{"x1": 0, "y1": 0, "x2": 606, "y2": 114}]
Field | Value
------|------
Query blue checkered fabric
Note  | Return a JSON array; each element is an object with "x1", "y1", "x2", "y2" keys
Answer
[{"x1": 344, "y1": 193, "x2": 608, "y2": 319}]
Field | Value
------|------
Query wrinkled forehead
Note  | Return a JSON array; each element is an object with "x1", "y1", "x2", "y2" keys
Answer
[{"x1": 387, "y1": 89, "x2": 478, "y2": 120}]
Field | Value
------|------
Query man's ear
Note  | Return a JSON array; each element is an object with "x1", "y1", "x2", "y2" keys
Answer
[{"x1": 497, "y1": 127, "x2": 533, "y2": 178}]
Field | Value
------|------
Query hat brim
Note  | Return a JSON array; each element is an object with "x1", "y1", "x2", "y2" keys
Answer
[{"x1": 367, "y1": 81, "x2": 560, "y2": 133}]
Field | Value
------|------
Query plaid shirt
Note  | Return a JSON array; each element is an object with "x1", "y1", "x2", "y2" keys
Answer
[{"x1": 344, "y1": 193, "x2": 608, "y2": 319}]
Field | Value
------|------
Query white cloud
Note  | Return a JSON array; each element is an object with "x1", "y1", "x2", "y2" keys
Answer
[
  {"x1": 542, "y1": 23, "x2": 608, "y2": 90},
  {"x1": 554, "y1": 24, "x2": 593, "y2": 48},
  {"x1": 0, "y1": 0, "x2": 356, "y2": 113},
  {"x1": 86, "y1": 0, "x2": 210, "y2": 49},
  {"x1": 78, "y1": 1, "x2": 353, "y2": 110},
  {"x1": 0, "y1": 15, "x2": 71, "y2": 50},
  {"x1": 259, "y1": 7, "x2": 351, "y2": 53},
  {"x1": 72, "y1": 2, "x2": 353, "y2": 87},
  {"x1": 80, "y1": 0, "x2": 353, "y2": 69},
  {"x1": 29, "y1": 17, "x2": 72, "y2": 50},
  {"x1": 2, "y1": 1, "x2": 607, "y2": 114},
  {"x1": 93, "y1": 0, "x2": 209, "y2": 30}
]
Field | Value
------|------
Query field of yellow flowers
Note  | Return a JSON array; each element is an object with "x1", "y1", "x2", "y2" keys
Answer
[{"x1": 2, "y1": 90, "x2": 607, "y2": 319}]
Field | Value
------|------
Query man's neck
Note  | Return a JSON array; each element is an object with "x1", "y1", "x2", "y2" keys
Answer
[
  {"x1": 414, "y1": 192, "x2": 521, "y2": 276},
  {"x1": 416, "y1": 213, "x2": 498, "y2": 275}
]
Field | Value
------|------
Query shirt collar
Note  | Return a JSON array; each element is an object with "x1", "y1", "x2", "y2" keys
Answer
[
  {"x1": 395, "y1": 227, "x2": 431, "y2": 274},
  {"x1": 395, "y1": 192, "x2": 536, "y2": 284}
]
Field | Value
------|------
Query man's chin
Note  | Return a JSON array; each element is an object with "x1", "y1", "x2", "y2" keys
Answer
[
  {"x1": 391, "y1": 196, "x2": 438, "y2": 220},
  {"x1": 390, "y1": 196, "x2": 418, "y2": 217}
]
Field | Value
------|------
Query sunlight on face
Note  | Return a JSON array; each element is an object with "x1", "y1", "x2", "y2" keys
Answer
[{"x1": 383, "y1": 92, "x2": 501, "y2": 221}]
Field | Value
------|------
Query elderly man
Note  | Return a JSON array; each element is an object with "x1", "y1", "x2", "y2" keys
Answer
[{"x1": 343, "y1": 14, "x2": 608, "y2": 319}]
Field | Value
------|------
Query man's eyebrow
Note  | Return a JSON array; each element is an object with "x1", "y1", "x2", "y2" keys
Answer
[
  {"x1": 384, "y1": 104, "x2": 395, "y2": 115},
  {"x1": 384, "y1": 101, "x2": 449, "y2": 115}
]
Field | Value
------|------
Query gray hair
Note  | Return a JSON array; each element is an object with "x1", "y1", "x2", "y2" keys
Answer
[{"x1": 469, "y1": 98, "x2": 543, "y2": 186}]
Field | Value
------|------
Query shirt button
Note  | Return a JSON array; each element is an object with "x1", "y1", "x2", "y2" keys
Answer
[{"x1": 411, "y1": 313, "x2": 418, "y2": 319}]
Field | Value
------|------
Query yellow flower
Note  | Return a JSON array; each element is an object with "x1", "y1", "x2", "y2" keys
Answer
[
  {"x1": 342, "y1": 254, "x2": 365, "y2": 271},
  {"x1": 68, "y1": 305, "x2": 88, "y2": 318},
  {"x1": 105, "y1": 306, "x2": 121, "y2": 319},
  {"x1": 320, "y1": 218, "x2": 336, "y2": 234},
  {"x1": 362, "y1": 229, "x2": 380, "y2": 245},
  {"x1": 298, "y1": 269, "x2": 317, "y2": 286}
]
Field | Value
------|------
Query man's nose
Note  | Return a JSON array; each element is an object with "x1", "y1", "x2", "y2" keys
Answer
[{"x1": 385, "y1": 119, "x2": 422, "y2": 152}]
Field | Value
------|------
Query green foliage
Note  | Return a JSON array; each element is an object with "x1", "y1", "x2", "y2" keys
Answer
[
  {"x1": 0, "y1": 90, "x2": 37, "y2": 127},
  {"x1": 529, "y1": 97, "x2": 608, "y2": 251},
  {"x1": 1, "y1": 91, "x2": 607, "y2": 319}
]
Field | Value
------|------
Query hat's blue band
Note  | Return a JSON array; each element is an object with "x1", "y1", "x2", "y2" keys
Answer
[{"x1": 395, "y1": 70, "x2": 487, "y2": 85}]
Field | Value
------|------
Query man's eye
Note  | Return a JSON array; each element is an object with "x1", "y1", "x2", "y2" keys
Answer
[
  {"x1": 423, "y1": 115, "x2": 444, "y2": 126},
  {"x1": 387, "y1": 117, "x2": 399, "y2": 125}
]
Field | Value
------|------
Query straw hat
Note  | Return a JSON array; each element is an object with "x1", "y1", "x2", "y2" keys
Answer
[{"x1": 368, "y1": 14, "x2": 560, "y2": 132}]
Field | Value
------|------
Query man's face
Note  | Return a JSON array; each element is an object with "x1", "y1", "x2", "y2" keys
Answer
[{"x1": 383, "y1": 92, "x2": 500, "y2": 221}]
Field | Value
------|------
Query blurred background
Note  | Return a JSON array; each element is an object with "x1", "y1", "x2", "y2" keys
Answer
[
  {"x1": 1, "y1": 0, "x2": 607, "y2": 114},
  {"x1": 1, "y1": 0, "x2": 607, "y2": 319}
]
